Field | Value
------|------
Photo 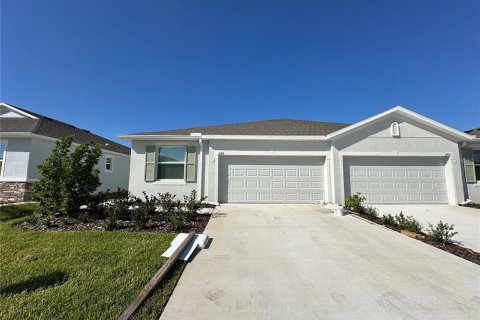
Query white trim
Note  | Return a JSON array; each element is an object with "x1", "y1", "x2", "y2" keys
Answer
[
  {"x1": 153, "y1": 180, "x2": 188, "y2": 185},
  {"x1": 0, "y1": 132, "x2": 130, "y2": 158},
  {"x1": 327, "y1": 106, "x2": 473, "y2": 141},
  {"x1": 213, "y1": 150, "x2": 330, "y2": 157},
  {"x1": 105, "y1": 155, "x2": 114, "y2": 172},
  {"x1": 197, "y1": 139, "x2": 204, "y2": 199},
  {"x1": 0, "y1": 103, "x2": 38, "y2": 119}
]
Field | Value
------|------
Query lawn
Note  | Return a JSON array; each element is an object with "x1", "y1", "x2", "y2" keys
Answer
[{"x1": 0, "y1": 203, "x2": 185, "y2": 320}]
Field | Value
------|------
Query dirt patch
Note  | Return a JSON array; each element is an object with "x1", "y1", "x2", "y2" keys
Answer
[
  {"x1": 15, "y1": 214, "x2": 211, "y2": 234},
  {"x1": 349, "y1": 211, "x2": 480, "y2": 266}
]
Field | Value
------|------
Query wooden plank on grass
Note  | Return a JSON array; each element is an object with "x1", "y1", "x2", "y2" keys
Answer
[{"x1": 118, "y1": 232, "x2": 195, "y2": 320}]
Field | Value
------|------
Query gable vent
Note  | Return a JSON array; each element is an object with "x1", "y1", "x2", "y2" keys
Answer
[{"x1": 391, "y1": 122, "x2": 400, "y2": 137}]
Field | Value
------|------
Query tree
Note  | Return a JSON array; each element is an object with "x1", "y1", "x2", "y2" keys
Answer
[{"x1": 32, "y1": 136, "x2": 102, "y2": 215}]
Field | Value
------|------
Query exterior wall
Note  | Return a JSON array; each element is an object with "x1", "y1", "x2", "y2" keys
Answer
[
  {"x1": 97, "y1": 151, "x2": 130, "y2": 192},
  {"x1": 128, "y1": 140, "x2": 200, "y2": 198},
  {"x1": 463, "y1": 141, "x2": 480, "y2": 203},
  {"x1": 332, "y1": 115, "x2": 465, "y2": 205},
  {"x1": 0, "y1": 182, "x2": 33, "y2": 203}
]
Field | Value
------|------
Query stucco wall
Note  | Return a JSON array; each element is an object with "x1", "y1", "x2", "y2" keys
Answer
[
  {"x1": 128, "y1": 140, "x2": 200, "y2": 198},
  {"x1": 97, "y1": 151, "x2": 130, "y2": 192},
  {"x1": 332, "y1": 115, "x2": 465, "y2": 205}
]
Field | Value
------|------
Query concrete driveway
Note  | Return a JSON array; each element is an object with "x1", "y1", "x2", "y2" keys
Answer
[
  {"x1": 160, "y1": 204, "x2": 480, "y2": 320},
  {"x1": 375, "y1": 205, "x2": 480, "y2": 252}
]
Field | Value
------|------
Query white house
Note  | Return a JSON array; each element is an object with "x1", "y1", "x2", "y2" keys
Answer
[
  {"x1": 0, "y1": 103, "x2": 131, "y2": 203},
  {"x1": 120, "y1": 106, "x2": 478, "y2": 206}
]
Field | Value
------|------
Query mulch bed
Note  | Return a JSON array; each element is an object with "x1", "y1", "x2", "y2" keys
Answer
[
  {"x1": 15, "y1": 214, "x2": 211, "y2": 234},
  {"x1": 466, "y1": 203, "x2": 480, "y2": 209},
  {"x1": 349, "y1": 211, "x2": 480, "y2": 265}
]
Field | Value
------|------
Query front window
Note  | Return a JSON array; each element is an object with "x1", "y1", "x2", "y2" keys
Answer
[
  {"x1": 0, "y1": 144, "x2": 4, "y2": 175},
  {"x1": 474, "y1": 150, "x2": 480, "y2": 181},
  {"x1": 157, "y1": 146, "x2": 186, "y2": 179},
  {"x1": 105, "y1": 156, "x2": 113, "y2": 172}
]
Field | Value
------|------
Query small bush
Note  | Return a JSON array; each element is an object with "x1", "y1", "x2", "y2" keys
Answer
[
  {"x1": 380, "y1": 214, "x2": 398, "y2": 227},
  {"x1": 131, "y1": 204, "x2": 149, "y2": 230},
  {"x1": 105, "y1": 188, "x2": 129, "y2": 200},
  {"x1": 395, "y1": 212, "x2": 423, "y2": 233},
  {"x1": 168, "y1": 213, "x2": 186, "y2": 231},
  {"x1": 140, "y1": 191, "x2": 158, "y2": 214},
  {"x1": 362, "y1": 206, "x2": 379, "y2": 220},
  {"x1": 427, "y1": 221, "x2": 458, "y2": 245},
  {"x1": 183, "y1": 190, "x2": 207, "y2": 219},
  {"x1": 158, "y1": 193, "x2": 178, "y2": 215},
  {"x1": 103, "y1": 198, "x2": 128, "y2": 230},
  {"x1": 345, "y1": 193, "x2": 366, "y2": 213}
]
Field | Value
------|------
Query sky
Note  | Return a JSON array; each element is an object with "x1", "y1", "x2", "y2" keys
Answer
[{"x1": 2, "y1": 0, "x2": 479, "y2": 145}]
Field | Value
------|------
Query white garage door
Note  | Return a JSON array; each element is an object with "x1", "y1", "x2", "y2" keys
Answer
[
  {"x1": 344, "y1": 157, "x2": 448, "y2": 204},
  {"x1": 219, "y1": 156, "x2": 325, "y2": 203}
]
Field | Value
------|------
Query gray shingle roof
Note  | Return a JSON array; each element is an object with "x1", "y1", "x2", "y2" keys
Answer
[
  {"x1": 1, "y1": 104, "x2": 130, "y2": 155},
  {"x1": 466, "y1": 128, "x2": 480, "y2": 138},
  {"x1": 132, "y1": 118, "x2": 350, "y2": 136}
]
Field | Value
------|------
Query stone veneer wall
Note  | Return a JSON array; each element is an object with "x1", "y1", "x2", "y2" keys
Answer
[{"x1": 0, "y1": 182, "x2": 33, "y2": 204}]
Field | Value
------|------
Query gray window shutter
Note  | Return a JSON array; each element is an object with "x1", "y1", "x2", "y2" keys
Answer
[
  {"x1": 463, "y1": 148, "x2": 476, "y2": 183},
  {"x1": 185, "y1": 146, "x2": 197, "y2": 182},
  {"x1": 145, "y1": 146, "x2": 156, "y2": 182}
]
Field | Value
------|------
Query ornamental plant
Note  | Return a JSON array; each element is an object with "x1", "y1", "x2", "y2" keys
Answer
[{"x1": 32, "y1": 136, "x2": 102, "y2": 216}]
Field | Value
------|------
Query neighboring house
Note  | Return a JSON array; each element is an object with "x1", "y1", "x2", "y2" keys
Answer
[
  {"x1": 120, "y1": 106, "x2": 476, "y2": 206},
  {"x1": 463, "y1": 127, "x2": 480, "y2": 203},
  {"x1": 0, "y1": 103, "x2": 130, "y2": 203}
]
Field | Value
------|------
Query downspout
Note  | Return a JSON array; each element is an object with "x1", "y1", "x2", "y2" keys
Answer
[{"x1": 198, "y1": 138, "x2": 203, "y2": 200}]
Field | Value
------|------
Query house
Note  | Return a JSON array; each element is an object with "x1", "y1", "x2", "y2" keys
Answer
[
  {"x1": 0, "y1": 103, "x2": 131, "y2": 203},
  {"x1": 119, "y1": 106, "x2": 478, "y2": 205}
]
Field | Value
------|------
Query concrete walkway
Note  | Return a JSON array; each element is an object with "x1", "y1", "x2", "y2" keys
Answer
[
  {"x1": 160, "y1": 204, "x2": 480, "y2": 320},
  {"x1": 375, "y1": 205, "x2": 480, "y2": 252}
]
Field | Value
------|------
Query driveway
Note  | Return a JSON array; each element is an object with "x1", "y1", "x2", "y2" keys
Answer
[
  {"x1": 375, "y1": 205, "x2": 480, "y2": 252},
  {"x1": 160, "y1": 204, "x2": 480, "y2": 320}
]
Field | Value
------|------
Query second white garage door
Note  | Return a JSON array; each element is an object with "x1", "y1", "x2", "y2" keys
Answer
[
  {"x1": 344, "y1": 157, "x2": 448, "y2": 204},
  {"x1": 219, "y1": 156, "x2": 325, "y2": 203}
]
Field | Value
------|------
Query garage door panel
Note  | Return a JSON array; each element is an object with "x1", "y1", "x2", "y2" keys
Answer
[
  {"x1": 219, "y1": 156, "x2": 325, "y2": 203},
  {"x1": 345, "y1": 157, "x2": 448, "y2": 204}
]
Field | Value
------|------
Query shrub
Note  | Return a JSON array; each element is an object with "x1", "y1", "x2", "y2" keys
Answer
[
  {"x1": 380, "y1": 214, "x2": 398, "y2": 227},
  {"x1": 395, "y1": 212, "x2": 423, "y2": 233},
  {"x1": 426, "y1": 221, "x2": 458, "y2": 245},
  {"x1": 105, "y1": 188, "x2": 129, "y2": 200},
  {"x1": 103, "y1": 198, "x2": 128, "y2": 230},
  {"x1": 345, "y1": 193, "x2": 366, "y2": 213},
  {"x1": 131, "y1": 204, "x2": 149, "y2": 230},
  {"x1": 32, "y1": 136, "x2": 101, "y2": 216},
  {"x1": 158, "y1": 192, "x2": 180, "y2": 219},
  {"x1": 168, "y1": 213, "x2": 186, "y2": 231},
  {"x1": 362, "y1": 206, "x2": 379, "y2": 220},
  {"x1": 183, "y1": 190, "x2": 207, "y2": 219}
]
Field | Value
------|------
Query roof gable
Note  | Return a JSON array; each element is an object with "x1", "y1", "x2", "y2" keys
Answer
[
  {"x1": 0, "y1": 103, "x2": 130, "y2": 155},
  {"x1": 327, "y1": 106, "x2": 472, "y2": 142}
]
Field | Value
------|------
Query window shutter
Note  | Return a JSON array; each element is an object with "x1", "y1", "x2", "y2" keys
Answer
[
  {"x1": 463, "y1": 148, "x2": 476, "y2": 183},
  {"x1": 185, "y1": 146, "x2": 197, "y2": 182},
  {"x1": 145, "y1": 146, "x2": 156, "y2": 182}
]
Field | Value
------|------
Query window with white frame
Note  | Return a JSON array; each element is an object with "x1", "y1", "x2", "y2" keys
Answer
[
  {"x1": 0, "y1": 144, "x2": 5, "y2": 175},
  {"x1": 474, "y1": 150, "x2": 480, "y2": 181},
  {"x1": 105, "y1": 156, "x2": 114, "y2": 172},
  {"x1": 157, "y1": 146, "x2": 186, "y2": 179}
]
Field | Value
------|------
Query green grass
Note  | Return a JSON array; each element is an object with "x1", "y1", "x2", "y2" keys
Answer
[{"x1": 0, "y1": 204, "x2": 185, "y2": 320}]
